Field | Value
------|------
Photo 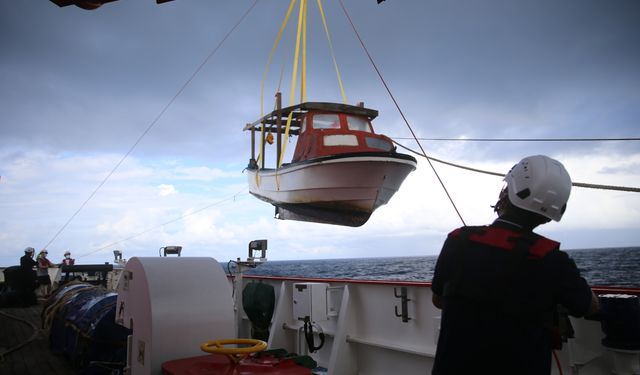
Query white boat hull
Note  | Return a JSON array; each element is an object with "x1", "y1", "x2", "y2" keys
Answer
[{"x1": 247, "y1": 153, "x2": 417, "y2": 226}]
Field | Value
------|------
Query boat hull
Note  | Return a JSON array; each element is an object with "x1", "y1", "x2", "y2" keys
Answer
[{"x1": 247, "y1": 152, "x2": 417, "y2": 226}]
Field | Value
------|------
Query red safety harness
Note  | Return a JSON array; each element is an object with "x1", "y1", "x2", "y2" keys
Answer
[{"x1": 449, "y1": 225, "x2": 559, "y2": 260}]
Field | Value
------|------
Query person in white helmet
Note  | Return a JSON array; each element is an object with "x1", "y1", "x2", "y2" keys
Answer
[
  {"x1": 60, "y1": 250, "x2": 76, "y2": 283},
  {"x1": 61, "y1": 251, "x2": 75, "y2": 266},
  {"x1": 431, "y1": 155, "x2": 598, "y2": 375},
  {"x1": 36, "y1": 249, "x2": 55, "y2": 297},
  {"x1": 17, "y1": 247, "x2": 38, "y2": 304},
  {"x1": 20, "y1": 247, "x2": 37, "y2": 271}
]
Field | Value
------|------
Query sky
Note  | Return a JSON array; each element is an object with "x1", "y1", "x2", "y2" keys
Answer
[{"x1": 1, "y1": 0, "x2": 639, "y2": 267}]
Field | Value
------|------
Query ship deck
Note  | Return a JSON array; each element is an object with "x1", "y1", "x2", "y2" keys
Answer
[{"x1": 0, "y1": 300, "x2": 75, "y2": 375}]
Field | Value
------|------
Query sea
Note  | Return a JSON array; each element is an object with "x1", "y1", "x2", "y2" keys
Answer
[{"x1": 243, "y1": 247, "x2": 640, "y2": 288}]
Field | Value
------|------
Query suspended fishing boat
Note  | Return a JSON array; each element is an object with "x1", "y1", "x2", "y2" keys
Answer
[{"x1": 244, "y1": 97, "x2": 417, "y2": 226}]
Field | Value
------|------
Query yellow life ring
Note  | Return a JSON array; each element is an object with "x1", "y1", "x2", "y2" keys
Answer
[{"x1": 200, "y1": 338, "x2": 267, "y2": 363}]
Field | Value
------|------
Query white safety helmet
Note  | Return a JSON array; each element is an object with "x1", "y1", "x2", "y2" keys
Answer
[
  {"x1": 504, "y1": 155, "x2": 572, "y2": 222},
  {"x1": 24, "y1": 247, "x2": 35, "y2": 254}
]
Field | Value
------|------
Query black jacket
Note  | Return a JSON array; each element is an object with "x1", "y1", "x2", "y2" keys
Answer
[{"x1": 431, "y1": 219, "x2": 593, "y2": 375}]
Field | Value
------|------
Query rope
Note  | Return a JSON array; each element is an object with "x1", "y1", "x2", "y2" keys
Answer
[
  {"x1": 41, "y1": 283, "x2": 98, "y2": 330},
  {"x1": 338, "y1": 0, "x2": 466, "y2": 226},
  {"x1": 553, "y1": 350, "x2": 564, "y2": 375},
  {"x1": 393, "y1": 140, "x2": 640, "y2": 193},
  {"x1": 572, "y1": 182, "x2": 640, "y2": 193},
  {"x1": 43, "y1": 0, "x2": 259, "y2": 250},
  {"x1": 317, "y1": 0, "x2": 348, "y2": 103},
  {"x1": 0, "y1": 310, "x2": 40, "y2": 360}
]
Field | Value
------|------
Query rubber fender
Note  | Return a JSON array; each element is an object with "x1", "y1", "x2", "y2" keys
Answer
[{"x1": 242, "y1": 282, "x2": 275, "y2": 341}]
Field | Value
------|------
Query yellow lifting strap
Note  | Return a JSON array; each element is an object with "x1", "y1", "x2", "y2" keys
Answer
[
  {"x1": 278, "y1": 0, "x2": 307, "y2": 167},
  {"x1": 259, "y1": 0, "x2": 347, "y2": 168},
  {"x1": 301, "y1": 0, "x2": 308, "y2": 103},
  {"x1": 257, "y1": 0, "x2": 298, "y2": 169},
  {"x1": 261, "y1": 0, "x2": 297, "y2": 118}
]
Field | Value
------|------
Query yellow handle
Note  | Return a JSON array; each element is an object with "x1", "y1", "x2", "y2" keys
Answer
[{"x1": 200, "y1": 338, "x2": 268, "y2": 363}]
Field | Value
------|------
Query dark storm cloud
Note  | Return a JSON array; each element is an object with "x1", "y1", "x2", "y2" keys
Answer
[
  {"x1": 1, "y1": 0, "x2": 639, "y2": 164},
  {"x1": 0, "y1": 1, "x2": 280, "y2": 161},
  {"x1": 346, "y1": 1, "x2": 640, "y2": 143}
]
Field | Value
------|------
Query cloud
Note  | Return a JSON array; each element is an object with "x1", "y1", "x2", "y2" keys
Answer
[
  {"x1": 158, "y1": 184, "x2": 177, "y2": 197},
  {"x1": 1, "y1": 0, "x2": 639, "y2": 267}
]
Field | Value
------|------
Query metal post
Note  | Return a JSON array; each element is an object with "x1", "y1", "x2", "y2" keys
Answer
[
  {"x1": 276, "y1": 92, "x2": 282, "y2": 168},
  {"x1": 260, "y1": 121, "x2": 266, "y2": 169},
  {"x1": 250, "y1": 125, "x2": 255, "y2": 162}
]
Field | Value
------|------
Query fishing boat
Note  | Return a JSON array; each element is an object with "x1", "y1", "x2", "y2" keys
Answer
[{"x1": 244, "y1": 99, "x2": 417, "y2": 227}]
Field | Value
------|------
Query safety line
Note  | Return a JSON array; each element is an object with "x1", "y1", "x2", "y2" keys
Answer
[
  {"x1": 42, "y1": 1, "x2": 259, "y2": 250},
  {"x1": 393, "y1": 141, "x2": 640, "y2": 193},
  {"x1": 338, "y1": 0, "x2": 467, "y2": 226},
  {"x1": 76, "y1": 188, "x2": 250, "y2": 259}
]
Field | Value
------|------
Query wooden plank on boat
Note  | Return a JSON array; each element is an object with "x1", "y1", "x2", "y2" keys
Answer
[
  {"x1": 245, "y1": 101, "x2": 378, "y2": 130},
  {"x1": 298, "y1": 102, "x2": 378, "y2": 119}
]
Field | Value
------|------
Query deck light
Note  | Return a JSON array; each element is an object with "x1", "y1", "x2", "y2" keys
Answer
[{"x1": 160, "y1": 246, "x2": 182, "y2": 257}]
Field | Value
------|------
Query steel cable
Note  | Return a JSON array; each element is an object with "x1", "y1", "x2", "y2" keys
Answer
[
  {"x1": 42, "y1": 1, "x2": 260, "y2": 250},
  {"x1": 338, "y1": 0, "x2": 467, "y2": 226}
]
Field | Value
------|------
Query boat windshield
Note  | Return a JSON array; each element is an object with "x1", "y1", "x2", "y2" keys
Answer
[
  {"x1": 347, "y1": 115, "x2": 372, "y2": 133},
  {"x1": 313, "y1": 114, "x2": 341, "y2": 129},
  {"x1": 366, "y1": 136, "x2": 393, "y2": 151}
]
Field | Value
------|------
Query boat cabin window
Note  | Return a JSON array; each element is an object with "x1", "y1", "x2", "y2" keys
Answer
[
  {"x1": 347, "y1": 116, "x2": 372, "y2": 133},
  {"x1": 312, "y1": 114, "x2": 341, "y2": 130},
  {"x1": 324, "y1": 134, "x2": 359, "y2": 146},
  {"x1": 365, "y1": 136, "x2": 393, "y2": 151}
]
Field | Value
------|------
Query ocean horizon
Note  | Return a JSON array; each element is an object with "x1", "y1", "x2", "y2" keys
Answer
[{"x1": 242, "y1": 246, "x2": 640, "y2": 288}]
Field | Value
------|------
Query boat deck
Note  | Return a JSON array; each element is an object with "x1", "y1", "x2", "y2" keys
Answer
[{"x1": 0, "y1": 300, "x2": 75, "y2": 375}]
